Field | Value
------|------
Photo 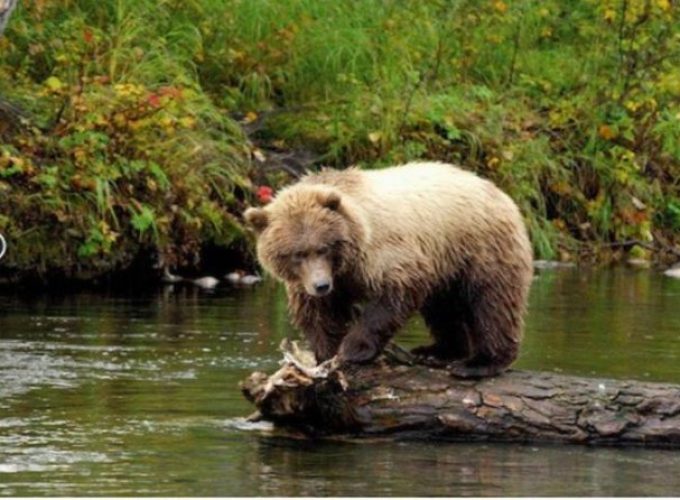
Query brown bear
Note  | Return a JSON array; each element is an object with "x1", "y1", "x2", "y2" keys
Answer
[{"x1": 244, "y1": 162, "x2": 533, "y2": 377}]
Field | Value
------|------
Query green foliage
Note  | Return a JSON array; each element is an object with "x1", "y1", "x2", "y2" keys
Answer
[
  {"x1": 0, "y1": 0, "x2": 254, "y2": 278},
  {"x1": 2, "y1": 0, "x2": 680, "y2": 280},
  {"x1": 203, "y1": 0, "x2": 680, "y2": 260}
]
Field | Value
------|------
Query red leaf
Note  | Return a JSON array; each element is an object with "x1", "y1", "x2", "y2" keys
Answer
[
  {"x1": 257, "y1": 186, "x2": 274, "y2": 204},
  {"x1": 147, "y1": 93, "x2": 161, "y2": 108},
  {"x1": 159, "y1": 86, "x2": 182, "y2": 99}
]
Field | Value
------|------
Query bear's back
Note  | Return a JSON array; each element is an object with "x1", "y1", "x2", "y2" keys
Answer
[
  {"x1": 357, "y1": 162, "x2": 518, "y2": 229},
  {"x1": 300, "y1": 162, "x2": 521, "y2": 238}
]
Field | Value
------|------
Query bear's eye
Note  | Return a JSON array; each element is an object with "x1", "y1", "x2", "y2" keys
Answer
[
  {"x1": 316, "y1": 247, "x2": 329, "y2": 256},
  {"x1": 292, "y1": 251, "x2": 307, "y2": 262}
]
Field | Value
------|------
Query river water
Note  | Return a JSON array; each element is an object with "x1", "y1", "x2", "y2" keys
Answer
[{"x1": 1, "y1": 267, "x2": 680, "y2": 496}]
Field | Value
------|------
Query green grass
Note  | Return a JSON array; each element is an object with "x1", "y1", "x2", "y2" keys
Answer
[
  {"x1": 211, "y1": 0, "x2": 680, "y2": 260},
  {"x1": 1, "y1": 0, "x2": 679, "y2": 282}
]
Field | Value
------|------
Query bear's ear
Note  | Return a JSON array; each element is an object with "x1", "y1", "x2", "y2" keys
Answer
[
  {"x1": 317, "y1": 190, "x2": 341, "y2": 211},
  {"x1": 243, "y1": 207, "x2": 269, "y2": 233}
]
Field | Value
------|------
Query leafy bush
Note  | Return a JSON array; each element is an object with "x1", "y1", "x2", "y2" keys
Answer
[
  {"x1": 2, "y1": 0, "x2": 679, "y2": 283},
  {"x1": 1, "y1": 0, "x2": 253, "y2": 279}
]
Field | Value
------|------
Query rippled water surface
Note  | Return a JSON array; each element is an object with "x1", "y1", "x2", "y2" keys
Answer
[{"x1": 1, "y1": 268, "x2": 680, "y2": 496}]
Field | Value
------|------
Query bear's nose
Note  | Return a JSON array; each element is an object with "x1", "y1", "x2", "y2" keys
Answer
[{"x1": 314, "y1": 281, "x2": 331, "y2": 295}]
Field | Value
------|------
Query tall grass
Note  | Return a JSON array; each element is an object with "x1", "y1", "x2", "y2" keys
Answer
[{"x1": 209, "y1": 0, "x2": 680, "y2": 261}]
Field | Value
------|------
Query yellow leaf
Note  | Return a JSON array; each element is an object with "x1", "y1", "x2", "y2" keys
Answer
[
  {"x1": 487, "y1": 157, "x2": 500, "y2": 168},
  {"x1": 552, "y1": 219, "x2": 566, "y2": 230},
  {"x1": 550, "y1": 181, "x2": 572, "y2": 195},
  {"x1": 179, "y1": 116, "x2": 196, "y2": 129},
  {"x1": 243, "y1": 111, "x2": 258, "y2": 124},
  {"x1": 367, "y1": 131, "x2": 382, "y2": 144},
  {"x1": 113, "y1": 113, "x2": 127, "y2": 127},
  {"x1": 598, "y1": 124, "x2": 616, "y2": 140},
  {"x1": 624, "y1": 100, "x2": 640, "y2": 112},
  {"x1": 44, "y1": 76, "x2": 63, "y2": 91},
  {"x1": 657, "y1": 0, "x2": 670, "y2": 11},
  {"x1": 493, "y1": 1, "x2": 508, "y2": 13}
]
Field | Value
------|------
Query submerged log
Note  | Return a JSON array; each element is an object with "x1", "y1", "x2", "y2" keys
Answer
[{"x1": 241, "y1": 341, "x2": 680, "y2": 448}]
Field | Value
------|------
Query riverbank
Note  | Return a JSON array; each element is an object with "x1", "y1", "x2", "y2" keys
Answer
[{"x1": 1, "y1": 1, "x2": 679, "y2": 287}]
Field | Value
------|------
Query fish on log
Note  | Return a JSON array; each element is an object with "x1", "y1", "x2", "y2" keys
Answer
[{"x1": 241, "y1": 340, "x2": 680, "y2": 448}]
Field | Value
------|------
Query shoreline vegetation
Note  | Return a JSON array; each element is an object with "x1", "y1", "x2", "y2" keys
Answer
[{"x1": 1, "y1": 0, "x2": 679, "y2": 288}]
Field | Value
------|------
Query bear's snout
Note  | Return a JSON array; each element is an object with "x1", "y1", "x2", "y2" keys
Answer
[
  {"x1": 301, "y1": 257, "x2": 334, "y2": 297},
  {"x1": 306, "y1": 274, "x2": 333, "y2": 297},
  {"x1": 313, "y1": 279, "x2": 331, "y2": 296}
]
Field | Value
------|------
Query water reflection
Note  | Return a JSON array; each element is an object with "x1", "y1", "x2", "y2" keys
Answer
[
  {"x1": 0, "y1": 268, "x2": 679, "y2": 495},
  {"x1": 520, "y1": 267, "x2": 680, "y2": 381},
  {"x1": 247, "y1": 438, "x2": 680, "y2": 496}
]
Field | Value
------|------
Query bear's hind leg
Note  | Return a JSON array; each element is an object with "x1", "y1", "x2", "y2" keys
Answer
[
  {"x1": 412, "y1": 283, "x2": 472, "y2": 364},
  {"x1": 447, "y1": 269, "x2": 529, "y2": 378}
]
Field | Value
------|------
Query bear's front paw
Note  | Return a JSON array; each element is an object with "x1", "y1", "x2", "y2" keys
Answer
[{"x1": 338, "y1": 334, "x2": 380, "y2": 364}]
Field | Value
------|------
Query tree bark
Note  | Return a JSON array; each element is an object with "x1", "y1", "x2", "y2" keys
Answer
[
  {"x1": 241, "y1": 342, "x2": 680, "y2": 448},
  {"x1": 0, "y1": 0, "x2": 17, "y2": 37},
  {"x1": 0, "y1": 0, "x2": 26, "y2": 137}
]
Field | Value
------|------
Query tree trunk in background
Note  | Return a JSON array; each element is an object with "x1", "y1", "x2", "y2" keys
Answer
[
  {"x1": 0, "y1": 0, "x2": 26, "y2": 136},
  {"x1": 0, "y1": 0, "x2": 17, "y2": 37},
  {"x1": 0, "y1": 0, "x2": 21, "y2": 137},
  {"x1": 241, "y1": 342, "x2": 680, "y2": 448}
]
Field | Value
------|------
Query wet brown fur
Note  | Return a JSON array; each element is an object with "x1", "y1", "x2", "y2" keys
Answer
[{"x1": 244, "y1": 162, "x2": 533, "y2": 378}]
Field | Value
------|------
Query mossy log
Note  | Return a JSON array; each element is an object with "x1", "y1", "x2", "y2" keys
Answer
[{"x1": 241, "y1": 341, "x2": 680, "y2": 448}]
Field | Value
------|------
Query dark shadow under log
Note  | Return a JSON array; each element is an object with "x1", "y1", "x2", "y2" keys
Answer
[{"x1": 241, "y1": 342, "x2": 680, "y2": 448}]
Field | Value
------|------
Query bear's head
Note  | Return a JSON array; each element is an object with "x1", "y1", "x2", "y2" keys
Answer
[{"x1": 243, "y1": 185, "x2": 365, "y2": 297}]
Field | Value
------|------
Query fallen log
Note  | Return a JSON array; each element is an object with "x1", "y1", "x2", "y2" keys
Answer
[{"x1": 241, "y1": 341, "x2": 680, "y2": 448}]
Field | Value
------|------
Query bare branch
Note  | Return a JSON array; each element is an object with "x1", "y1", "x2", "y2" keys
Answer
[{"x1": 0, "y1": 0, "x2": 18, "y2": 38}]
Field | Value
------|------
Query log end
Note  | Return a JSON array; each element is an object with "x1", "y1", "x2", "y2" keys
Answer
[{"x1": 239, "y1": 341, "x2": 364, "y2": 434}]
